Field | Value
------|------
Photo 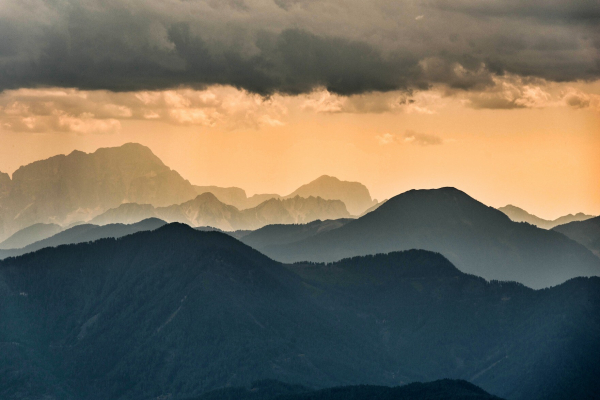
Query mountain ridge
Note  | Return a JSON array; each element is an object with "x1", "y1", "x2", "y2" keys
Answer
[
  {"x1": 284, "y1": 175, "x2": 377, "y2": 216},
  {"x1": 498, "y1": 204, "x2": 594, "y2": 229},
  {"x1": 1, "y1": 223, "x2": 598, "y2": 400},
  {"x1": 552, "y1": 216, "x2": 600, "y2": 259},
  {"x1": 0, "y1": 218, "x2": 166, "y2": 259},
  {"x1": 0, "y1": 143, "x2": 198, "y2": 240},
  {"x1": 251, "y1": 187, "x2": 600, "y2": 289},
  {"x1": 89, "y1": 194, "x2": 351, "y2": 231}
]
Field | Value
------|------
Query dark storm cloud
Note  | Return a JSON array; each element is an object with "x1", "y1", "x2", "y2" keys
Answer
[{"x1": 0, "y1": 0, "x2": 598, "y2": 95}]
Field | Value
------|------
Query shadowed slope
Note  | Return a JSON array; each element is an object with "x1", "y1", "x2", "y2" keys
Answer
[
  {"x1": 498, "y1": 205, "x2": 594, "y2": 229},
  {"x1": 240, "y1": 219, "x2": 353, "y2": 252},
  {"x1": 553, "y1": 216, "x2": 600, "y2": 258},
  {"x1": 0, "y1": 218, "x2": 166, "y2": 259},
  {"x1": 0, "y1": 224, "x2": 598, "y2": 400},
  {"x1": 284, "y1": 176, "x2": 376, "y2": 216},
  {"x1": 0, "y1": 224, "x2": 386, "y2": 399},
  {"x1": 261, "y1": 188, "x2": 600, "y2": 289},
  {"x1": 0, "y1": 223, "x2": 62, "y2": 250},
  {"x1": 90, "y1": 194, "x2": 350, "y2": 231}
]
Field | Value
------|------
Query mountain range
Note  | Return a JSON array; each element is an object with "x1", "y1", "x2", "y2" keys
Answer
[
  {"x1": 0, "y1": 223, "x2": 62, "y2": 250},
  {"x1": 0, "y1": 218, "x2": 166, "y2": 259},
  {"x1": 242, "y1": 188, "x2": 600, "y2": 289},
  {"x1": 0, "y1": 143, "x2": 197, "y2": 241},
  {"x1": 194, "y1": 175, "x2": 377, "y2": 215},
  {"x1": 0, "y1": 144, "x2": 377, "y2": 241},
  {"x1": 89, "y1": 193, "x2": 350, "y2": 231},
  {"x1": 553, "y1": 216, "x2": 600, "y2": 259},
  {"x1": 0, "y1": 224, "x2": 597, "y2": 400},
  {"x1": 498, "y1": 205, "x2": 594, "y2": 229}
]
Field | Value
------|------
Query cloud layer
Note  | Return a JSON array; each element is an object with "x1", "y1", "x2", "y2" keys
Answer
[
  {"x1": 0, "y1": 0, "x2": 598, "y2": 95},
  {"x1": 0, "y1": 87, "x2": 287, "y2": 133}
]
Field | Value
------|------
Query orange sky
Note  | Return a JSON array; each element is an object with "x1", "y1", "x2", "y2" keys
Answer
[{"x1": 0, "y1": 82, "x2": 598, "y2": 220}]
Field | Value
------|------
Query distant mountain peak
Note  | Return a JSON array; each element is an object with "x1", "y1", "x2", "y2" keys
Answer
[
  {"x1": 285, "y1": 175, "x2": 375, "y2": 215},
  {"x1": 313, "y1": 174, "x2": 341, "y2": 182},
  {"x1": 258, "y1": 186, "x2": 600, "y2": 289},
  {"x1": 192, "y1": 192, "x2": 225, "y2": 203},
  {"x1": 498, "y1": 204, "x2": 594, "y2": 229},
  {"x1": 0, "y1": 143, "x2": 199, "y2": 241},
  {"x1": 383, "y1": 187, "x2": 495, "y2": 212}
]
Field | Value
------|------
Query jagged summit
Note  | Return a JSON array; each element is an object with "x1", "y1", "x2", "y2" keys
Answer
[{"x1": 0, "y1": 143, "x2": 198, "y2": 241}]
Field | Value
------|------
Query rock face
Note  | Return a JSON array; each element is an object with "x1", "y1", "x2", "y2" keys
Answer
[
  {"x1": 498, "y1": 205, "x2": 594, "y2": 229},
  {"x1": 89, "y1": 193, "x2": 351, "y2": 231},
  {"x1": 0, "y1": 172, "x2": 10, "y2": 201},
  {"x1": 0, "y1": 143, "x2": 197, "y2": 240},
  {"x1": 254, "y1": 187, "x2": 600, "y2": 289},
  {"x1": 284, "y1": 175, "x2": 376, "y2": 216}
]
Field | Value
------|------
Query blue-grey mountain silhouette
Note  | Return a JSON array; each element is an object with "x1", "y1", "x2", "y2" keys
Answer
[
  {"x1": 0, "y1": 224, "x2": 597, "y2": 400},
  {"x1": 248, "y1": 188, "x2": 600, "y2": 289}
]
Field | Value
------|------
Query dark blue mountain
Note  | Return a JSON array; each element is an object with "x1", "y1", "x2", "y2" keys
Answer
[{"x1": 0, "y1": 224, "x2": 598, "y2": 400}]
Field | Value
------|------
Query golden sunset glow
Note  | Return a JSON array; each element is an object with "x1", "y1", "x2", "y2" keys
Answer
[{"x1": 1, "y1": 82, "x2": 598, "y2": 219}]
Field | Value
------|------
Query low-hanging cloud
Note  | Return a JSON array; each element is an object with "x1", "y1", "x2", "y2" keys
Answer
[{"x1": 0, "y1": 0, "x2": 598, "y2": 96}]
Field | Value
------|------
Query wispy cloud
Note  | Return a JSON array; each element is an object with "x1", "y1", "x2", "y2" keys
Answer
[{"x1": 377, "y1": 130, "x2": 445, "y2": 146}]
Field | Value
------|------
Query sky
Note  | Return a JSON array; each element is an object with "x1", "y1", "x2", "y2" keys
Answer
[{"x1": 0, "y1": 0, "x2": 599, "y2": 219}]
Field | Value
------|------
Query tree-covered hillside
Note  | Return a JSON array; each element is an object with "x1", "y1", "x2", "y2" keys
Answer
[{"x1": 0, "y1": 224, "x2": 598, "y2": 400}]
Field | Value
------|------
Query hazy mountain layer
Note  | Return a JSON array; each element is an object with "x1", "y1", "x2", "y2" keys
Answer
[
  {"x1": 0, "y1": 224, "x2": 598, "y2": 400},
  {"x1": 553, "y1": 216, "x2": 600, "y2": 258},
  {"x1": 0, "y1": 223, "x2": 62, "y2": 250},
  {"x1": 90, "y1": 194, "x2": 350, "y2": 231},
  {"x1": 255, "y1": 188, "x2": 600, "y2": 289},
  {"x1": 193, "y1": 186, "x2": 282, "y2": 211},
  {"x1": 0, "y1": 143, "x2": 197, "y2": 241},
  {"x1": 284, "y1": 175, "x2": 376, "y2": 216},
  {"x1": 498, "y1": 205, "x2": 594, "y2": 229},
  {"x1": 0, "y1": 144, "x2": 380, "y2": 240},
  {"x1": 194, "y1": 186, "x2": 251, "y2": 209},
  {"x1": 358, "y1": 199, "x2": 387, "y2": 216},
  {"x1": 193, "y1": 176, "x2": 379, "y2": 215},
  {"x1": 0, "y1": 218, "x2": 166, "y2": 259},
  {"x1": 240, "y1": 219, "x2": 353, "y2": 251},
  {"x1": 190, "y1": 379, "x2": 503, "y2": 400}
]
